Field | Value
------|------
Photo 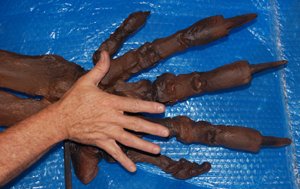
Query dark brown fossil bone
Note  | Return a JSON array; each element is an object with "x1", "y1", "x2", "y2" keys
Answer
[
  {"x1": 0, "y1": 91, "x2": 49, "y2": 126},
  {"x1": 69, "y1": 143, "x2": 102, "y2": 184},
  {"x1": 0, "y1": 49, "x2": 287, "y2": 107},
  {"x1": 147, "y1": 116, "x2": 292, "y2": 153},
  {"x1": 0, "y1": 87, "x2": 212, "y2": 184},
  {"x1": 110, "y1": 60, "x2": 287, "y2": 104},
  {"x1": 0, "y1": 50, "x2": 289, "y2": 184},
  {"x1": 0, "y1": 13, "x2": 258, "y2": 103},
  {"x1": 67, "y1": 112, "x2": 292, "y2": 183},
  {"x1": 0, "y1": 11, "x2": 291, "y2": 187},
  {"x1": 0, "y1": 88, "x2": 291, "y2": 183},
  {"x1": 126, "y1": 149, "x2": 211, "y2": 179},
  {"x1": 0, "y1": 50, "x2": 85, "y2": 102},
  {"x1": 93, "y1": 11, "x2": 150, "y2": 62},
  {"x1": 99, "y1": 13, "x2": 257, "y2": 88},
  {"x1": 69, "y1": 142, "x2": 211, "y2": 183}
]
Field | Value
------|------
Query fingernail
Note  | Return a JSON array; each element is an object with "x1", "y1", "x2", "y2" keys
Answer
[
  {"x1": 161, "y1": 129, "x2": 169, "y2": 137},
  {"x1": 129, "y1": 165, "x2": 136, "y2": 172},
  {"x1": 153, "y1": 146, "x2": 161, "y2": 154},
  {"x1": 157, "y1": 104, "x2": 165, "y2": 112}
]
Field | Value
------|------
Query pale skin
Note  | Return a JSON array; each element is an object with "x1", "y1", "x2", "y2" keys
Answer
[{"x1": 0, "y1": 51, "x2": 169, "y2": 187}]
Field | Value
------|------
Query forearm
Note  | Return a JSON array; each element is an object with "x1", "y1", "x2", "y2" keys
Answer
[{"x1": 0, "y1": 103, "x2": 66, "y2": 186}]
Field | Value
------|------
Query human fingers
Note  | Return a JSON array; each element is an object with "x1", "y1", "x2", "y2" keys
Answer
[
  {"x1": 98, "y1": 140, "x2": 136, "y2": 172},
  {"x1": 82, "y1": 51, "x2": 110, "y2": 85},
  {"x1": 110, "y1": 95, "x2": 165, "y2": 114},
  {"x1": 115, "y1": 114, "x2": 169, "y2": 137},
  {"x1": 112, "y1": 130, "x2": 161, "y2": 154}
]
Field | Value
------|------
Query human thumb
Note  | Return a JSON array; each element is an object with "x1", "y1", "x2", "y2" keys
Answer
[{"x1": 85, "y1": 51, "x2": 110, "y2": 85}]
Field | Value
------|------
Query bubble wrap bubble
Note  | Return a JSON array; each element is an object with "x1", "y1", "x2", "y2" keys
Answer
[{"x1": 0, "y1": 0, "x2": 299, "y2": 188}]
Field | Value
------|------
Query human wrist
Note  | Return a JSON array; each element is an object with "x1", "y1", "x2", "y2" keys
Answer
[{"x1": 39, "y1": 102, "x2": 70, "y2": 142}]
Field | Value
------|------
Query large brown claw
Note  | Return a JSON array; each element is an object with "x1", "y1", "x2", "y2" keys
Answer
[
  {"x1": 262, "y1": 136, "x2": 292, "y2": 147},
  {"x1": 69, "y1": 143, "x2": 101, "y2": 185},
  {"x1": 101, "y1": 13, "x2": 257, "y2": 88},
  {"x1": 0, "y1": 9, "x2": 290, "y2": 187},
  {"x1": 225, "y1": 13, "x2": 257, "y2": 30},
  {"x1": 126, "y1": 149, "x2": 211, "y2": 179},
  {"x1": 148, "y1": 116, "x2": 292, "y2": 153},
  {"x1": 109, "y1": 60, "x2": 287, "y2": 104},
  {"x1": 250, "y1": 60, "x2": 287, "y2": 74},
  {"x1": 165, "y1": 159, "x2": 211, "y2": 180},
  {"x1": 93, "y1": 11, "x2": 150, "y2": 63}
]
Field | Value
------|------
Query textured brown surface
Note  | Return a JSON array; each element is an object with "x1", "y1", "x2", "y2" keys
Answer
[
  {"x1": 69, "y1": 143, "x2": 101, "y2": 184},
  {"x1": 0, "y1": 11, "x2": 291, "y2": 186},
  {"x1": 0, "y1": 52, "x2": 290, "y2": 183},
  {"x1": 0, "y1": 91, "x2": 50, "y2": 126},
  {"x1": 126, "y1": 149, "x2": 211, "y2": 179},
  {"x1": 93, "y1": 11, "x2": 150, "y2": 63},
  {"x1": 148, "y1": 116, "x2": 292, "y2": 152},
  {"x1": 0, "y1": 50, "x2": 85, "y2": 102},
  {"x1": 111, "y1": 60, "x2": 287, "y2": 104},
  {"x1": 100, "y1": 14, "x2": 257, "y2": 88}
]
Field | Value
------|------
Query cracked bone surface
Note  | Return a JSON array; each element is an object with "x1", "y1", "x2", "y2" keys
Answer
[
  {"x1": 69, "y1": 141, "x2": 211, "y2": 183},
  {"x1": 126, "y1": 149, "x2": 211, "y2": 179},
  {"x1": 99, "y1": 13, "x2": 257, "y2": 88},
  {"x1": 93, "y1": 11, "x2": 150, "y2": 62},
  {"x1": 147, "y1": 116, "x2": 292, "y2": 153},
  {"x1": 0, "y1": 11, "x2": 291, "y2": 186},
  {"x1": 0, "y1": 50, "x2": 85, "y2": 102},
  {"x1": 110, "y1": 60, "x2": 287, "y2": 104},
  {"x1": 0, "y1": 91, "x2": 49, "y2": 126}
]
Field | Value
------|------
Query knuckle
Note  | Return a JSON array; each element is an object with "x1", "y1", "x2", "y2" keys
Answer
[
  {"x1": 102, "y1": 127, "x2": 118, "y2": 138},
  {"x1": 119, "y1": 133, "x2": 137, "y2": 147},
  {"x1": 109, "y1": 151, "x2": 120, "y2": 161},
  {"x1": 132, "y1": 100, "x2": 142, "y2": 111},
  {"x1": 95, "y1": 67, "x2": 106, "y2": 75},
  {"x1": 95, "y1": 140, "x2": 105, "y2": 149},
  {"x1": 131, "y1": 121, "x2": 142, "y2": 132},
  {"x1": 110, "y1": 151, "x2": 119, "y2": 159},
  {"x1": 107, "y1": 147, "x2": 120, "y2": 159},
  {"x1": 76, "y1": 76, "x2": 87, "y2": 84},
  {"x1": 96, "y1": 133, "x2": 109, "y2": 141},
  {"x1": 133, "y1": 125, "x2": 141, "y2": 132},
  {"x1": 119, "y1": 132, "x2": 130, "y2": 143}
]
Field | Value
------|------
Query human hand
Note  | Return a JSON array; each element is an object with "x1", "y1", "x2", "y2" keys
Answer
[{"x1": 54, "y1": 51, "x2": 169, "y2": 172}]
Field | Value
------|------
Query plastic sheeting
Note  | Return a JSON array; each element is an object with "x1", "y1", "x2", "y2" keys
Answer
[{"x1": 0, "y1": 0, "x2": 299, "y2": 188}]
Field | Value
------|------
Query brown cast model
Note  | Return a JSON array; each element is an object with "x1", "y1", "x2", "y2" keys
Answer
[{"x1": 0, "y1": 11, "x2": 291, "y2": 187}]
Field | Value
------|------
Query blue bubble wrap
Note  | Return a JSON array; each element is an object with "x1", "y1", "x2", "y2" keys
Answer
[{"x1": 0, "y1": 0, "x2": 299, "y2": 188}]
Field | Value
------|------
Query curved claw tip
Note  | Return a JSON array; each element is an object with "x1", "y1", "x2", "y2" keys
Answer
[
  {"x1": 278, "y1": 60, "x2": 288, "y2": 65},
  {"x1": 262, "y1": 136, "x2": 292, "y2": 147},
  {"x1": 132, "y1": 11, "x2": 150, "y2": 17},
  {"x1": 144, "y1": 11, "x2": 151, "y2": 15},
  {"x1": 199, "y1": 162, "x2": 211, "y2": 174},
  {"x1": 226, "y1": 13, "x2": 257, "y2": 30},
  {"x1": 173, "y1": 161, "x2": 211, "y2": 179},
  {"x1": 250, "y1": 60, "x2": 288, "y2": 74}
]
